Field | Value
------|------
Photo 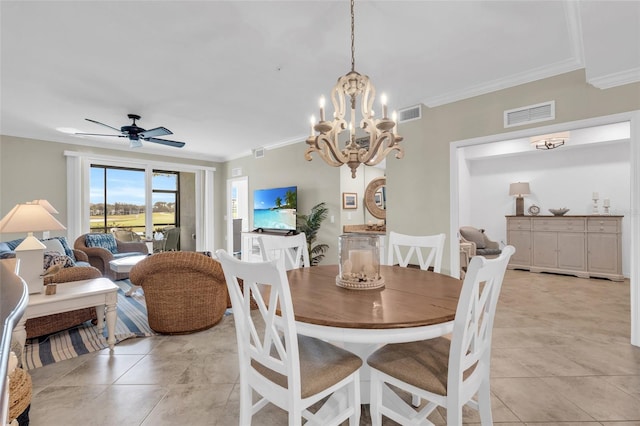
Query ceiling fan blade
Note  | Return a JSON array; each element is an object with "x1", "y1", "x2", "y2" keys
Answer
[
  {"x1": 139, "y1": 127, "x2": 172, "y2": 138},
  {"x1": 144, "y1": 137, "x2": 186, "y2": 148},
  {"x1": 85, "y1": 118, "x2": 122, "y2": 133},
  {"x1": 75, "y1": 132, "x2": 126, "y2": 138}
]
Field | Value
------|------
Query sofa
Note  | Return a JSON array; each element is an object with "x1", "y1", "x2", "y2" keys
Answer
[
  {"x1": 0, "y1": 236, "x2": 103, "y2": 338},
  {"x1": 129, "y1": 251, "x2": 228, "y2": 334},
  {"x1": 0, "y1": 236, "x2": 90, "y2": 267},
  {"x1": 74, "y1": 233, "x2": 148, "y2": 280}
]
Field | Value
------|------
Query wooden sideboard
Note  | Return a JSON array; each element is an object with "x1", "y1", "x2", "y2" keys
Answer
[{"x1": 506, "y1": 215, "x2": 624, "y2": 281}]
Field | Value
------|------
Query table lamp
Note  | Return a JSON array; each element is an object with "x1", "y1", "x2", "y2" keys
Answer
[
  {"x1": 0, "y1": 202, "x2": 66, "y2": 294},
  {"x1": 509, "y1": 182, "x2": 530, "y2": 216},
  {"x1": 33, "y1": 199, "x2": 60, "y2": 239}
]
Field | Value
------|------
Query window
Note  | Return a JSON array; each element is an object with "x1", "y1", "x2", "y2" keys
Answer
[
  {"x1": 66, "y1": 150, "x2": 216, "y2": 252},
  {"x1": 152, "y1": 170, "x2": 179, "y2": 231},
  {"x1": 90, "y1": 165, "x2": 180, "y2": 236}
]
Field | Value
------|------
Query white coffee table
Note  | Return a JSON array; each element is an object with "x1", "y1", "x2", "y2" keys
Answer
[
  {"x1": 108, "y1": 254, "x2": 148, "y2": 296},
  {"x1": 13, "y1": 277, "x2": 118, "y2": 365}
]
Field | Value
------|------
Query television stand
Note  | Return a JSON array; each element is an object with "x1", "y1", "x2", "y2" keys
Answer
[{"x1": 251, "y1": 229, "x2": 298, "y2": 236}]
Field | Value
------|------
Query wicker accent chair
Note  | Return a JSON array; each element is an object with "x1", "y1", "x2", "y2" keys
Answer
[
  {"x1": 26, "y1": 263, "x2": 102, "y2": 339},
  {"x1": 74, "y1": 233, "x2": 148, "y2": 280},
  {"x1": 129, "y1": 251, "x2": 228, "y2": 334}
]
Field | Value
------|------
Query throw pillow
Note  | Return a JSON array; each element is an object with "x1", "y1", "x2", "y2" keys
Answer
[
  {"x1": 43, "y1": 251, "x2": 75, "y2": 271},
  {"x1": 85, "y1": 233, "x2": 118, "y2": 254},
  {"x1": 4, "y1": 239, "x2": 24, "y2": 251},
  {"x1": 460, "y1": 227, "x2": 486, "y2": 249},
  {"x1": 42, "y1": 237, "x2": 76, "y2": 260},
  {"x1": 42, "y1": 238, "x2": 65, "y2": 255}
]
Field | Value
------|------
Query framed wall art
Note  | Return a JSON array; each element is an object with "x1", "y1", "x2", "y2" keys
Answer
[{"x1": 342, "y1": 192, "x2": 357, "y2": 209}]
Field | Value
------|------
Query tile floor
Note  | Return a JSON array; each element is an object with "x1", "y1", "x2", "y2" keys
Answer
[{"x1": 27, "y1": 270, "x2": 640, "y2": 425}]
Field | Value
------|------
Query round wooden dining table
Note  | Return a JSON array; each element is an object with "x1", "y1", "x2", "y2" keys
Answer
[
  {"x1": 284, "y1": 264, "x2": 462, "y2": 342},
  {"x1": 276, "y1": 264, "x2": 463, "y2": 404}
]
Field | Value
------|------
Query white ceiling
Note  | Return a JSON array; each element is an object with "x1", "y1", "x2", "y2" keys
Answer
[{"x1": 1, "y1": 1, "x2": 638, "y2": 162}]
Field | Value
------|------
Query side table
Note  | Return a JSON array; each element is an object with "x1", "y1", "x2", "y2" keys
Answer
[
  {"x1": 12, "y1": 278, "x2": 118, "y2": 366},
  {"x1": 108, "y1": 254, "x2": 148, "y2": 296}
]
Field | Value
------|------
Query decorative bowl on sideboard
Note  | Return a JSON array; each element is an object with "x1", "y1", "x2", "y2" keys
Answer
[{"x1": 548, "y1": 208, "x2": 570, "y2": 216}]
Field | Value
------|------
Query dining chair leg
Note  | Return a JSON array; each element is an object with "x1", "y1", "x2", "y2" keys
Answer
[
  {"x1": 239, "y1": 383, "x2": 252, "y2": 425},
  {"x1": 370, "y1": 370, "x2": 383, "y2": 426},
  {"x1": 477, "y1": 379, "x2": 494, "y2": 425},
  {"x1": 349, "y1": 374, "x2": 361, "y2": 426}
]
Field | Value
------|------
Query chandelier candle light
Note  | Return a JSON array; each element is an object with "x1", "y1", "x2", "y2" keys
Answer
[{"x1": 305, "y1": 0, "x2": 404, "y2": 178}]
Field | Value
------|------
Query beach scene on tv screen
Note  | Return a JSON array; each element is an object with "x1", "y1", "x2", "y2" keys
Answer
[{"x1": 253, "y1": 186, "x2": 297, "y2": 230}]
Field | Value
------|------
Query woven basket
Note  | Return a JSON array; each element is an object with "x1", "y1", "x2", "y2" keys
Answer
[{"x1": 9, "y1": 368, "x2": 32, "y2": 422}]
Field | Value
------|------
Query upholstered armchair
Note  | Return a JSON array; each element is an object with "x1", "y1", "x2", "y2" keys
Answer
[
  {"x1": 459, "y1": 226, "x2": 502, "y2": 259},
  {"x1": 74, "y1": 233, "x2": 148, "y2": 280},
  {"x1": 129, "y1": 251, "x2": 228, "y2": 334}
]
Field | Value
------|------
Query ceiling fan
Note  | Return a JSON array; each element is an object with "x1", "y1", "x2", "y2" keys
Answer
[{"x1": 76, "y1": 114, "x2": 186, "y2": 148}]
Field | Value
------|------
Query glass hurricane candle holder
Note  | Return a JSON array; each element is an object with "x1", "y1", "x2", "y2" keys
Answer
[{"x1": 336, "y1": 234, "x2": 385, "y2": 290}]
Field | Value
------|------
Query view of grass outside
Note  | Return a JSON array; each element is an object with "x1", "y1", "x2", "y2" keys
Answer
[{"x1": 90, "y1": 166, "x2": 178, "y2": 235}]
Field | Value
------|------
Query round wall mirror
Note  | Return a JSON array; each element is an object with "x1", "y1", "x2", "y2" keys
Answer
[{"x1": 364, "y1": 176, "x2": 386, "y2": 219}]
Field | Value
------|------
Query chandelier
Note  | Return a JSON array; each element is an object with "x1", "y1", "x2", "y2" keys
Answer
[{"x1": 305, "y1": 0, "x2": 404, "y2": 178}]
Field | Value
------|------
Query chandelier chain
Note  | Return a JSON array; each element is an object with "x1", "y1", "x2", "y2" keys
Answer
[{"x1": 350, "y1": 0, "x2": 355, "y2": 72}]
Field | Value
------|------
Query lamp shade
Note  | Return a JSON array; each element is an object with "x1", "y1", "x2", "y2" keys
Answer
[
  {"x1": 32, "y1": 199, "x2": 59, "y2": 214},
  {"x1": 509, "y1": 182, "x2": 530, "y2": 197},
  {"x1": 0, "y1": 203, "x2": 66, "y2": 233}
]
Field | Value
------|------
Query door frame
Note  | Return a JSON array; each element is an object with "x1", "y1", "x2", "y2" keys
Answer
[{"x1": 226, "y1": 176, "x2": 249, "y2": 254}]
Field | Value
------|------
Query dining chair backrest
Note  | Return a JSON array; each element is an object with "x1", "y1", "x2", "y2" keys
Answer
[
  {"x1": 258, "y1": 232, "x2": 310, "y2": 270},
  {"x1": 387, "y1": 231, "x2": 446, "y2": 272},
  {"x1": 215, "y1": 249, "x2": 362, "y2": 425},
  {"x1": 216, "y1": 249, "x2": 300, "y2": 395},
  {"x1": 449, "y1": 245, "x2": 514, "y2": 394},
  {"x1": 367, "y1": 245, "x2": 515, "y2": 425}
]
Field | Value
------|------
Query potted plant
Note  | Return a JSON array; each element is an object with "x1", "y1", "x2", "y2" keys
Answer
[{"x1": 297, "y1": 202, "x2": 329, "y2": 266}]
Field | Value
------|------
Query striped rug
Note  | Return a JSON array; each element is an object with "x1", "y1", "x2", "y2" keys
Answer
[{"x1": 23, "y1": 279, "x2": 155, "y2": 370}]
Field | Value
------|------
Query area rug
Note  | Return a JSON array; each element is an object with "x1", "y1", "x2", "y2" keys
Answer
[{"x1": 22, "y1": 279, "x2": 155, "y2": 370}]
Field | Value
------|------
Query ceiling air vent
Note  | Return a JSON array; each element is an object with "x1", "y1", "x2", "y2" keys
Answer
[
  {"x1": 504, "y1": 101, "x2": 555, "y2": 128},
  {"x1": 398, "y1": 105, "x2": 421, "y2": 123},
  {"x1": 253, "y1": 147, "x2": 265, "y2": 159}
]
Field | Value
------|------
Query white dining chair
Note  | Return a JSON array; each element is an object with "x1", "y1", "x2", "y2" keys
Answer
[
  {"x1": 258, "y1": 232, "x2": 310, "y2": 270},
  {"x1": 368, "y1": 246, "x2": 515, "y2": 426},
  {"x1": 387, "y1": 231, "x2": 446, "y2": 272},
  {"x1": 215, "y1": 249, "x2": 362, "y2": 426}
]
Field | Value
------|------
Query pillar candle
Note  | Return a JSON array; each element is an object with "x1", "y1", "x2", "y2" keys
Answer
[
  {"x1": 593, "y1": 192, "x2": 599, "y2": 199},
  {"x1": 350, "y1": 249, "x2": 373, "y2": 274}
]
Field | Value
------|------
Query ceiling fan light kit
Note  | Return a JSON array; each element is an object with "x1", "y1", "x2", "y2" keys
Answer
[{"x1": 76, "y1": 113, "x2": 186, "y2": 148}]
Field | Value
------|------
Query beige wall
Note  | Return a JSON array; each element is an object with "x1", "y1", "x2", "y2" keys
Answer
[
  {"x1": 2, "y1": 70, "x2": 639, "y2": 269},
  {"x1": 222, "y1": 144, "x2": 342, "y2": 265},
  {"x1": 386, "y1": 69, "x2": 640, "y2": 274},
  {"x1": 0, "y1": 136, "x2": 224, "y2": 248}
]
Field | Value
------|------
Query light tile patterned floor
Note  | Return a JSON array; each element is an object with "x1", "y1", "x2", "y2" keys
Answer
[{"x1": 28, "y1": 270, "x2": 640, "y2": 425}]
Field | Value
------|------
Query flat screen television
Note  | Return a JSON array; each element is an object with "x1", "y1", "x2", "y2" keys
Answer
[{"x1": 253, "y1": 186, "x2": 298, "y2": 232}]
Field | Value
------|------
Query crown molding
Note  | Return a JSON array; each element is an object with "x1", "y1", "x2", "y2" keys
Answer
[
  {"x1": 422, "y1": 58, "x2": 584, "y2": 108},
  {"x1": 588, "y1": 67, "x2": 640, "y2": 90}
]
